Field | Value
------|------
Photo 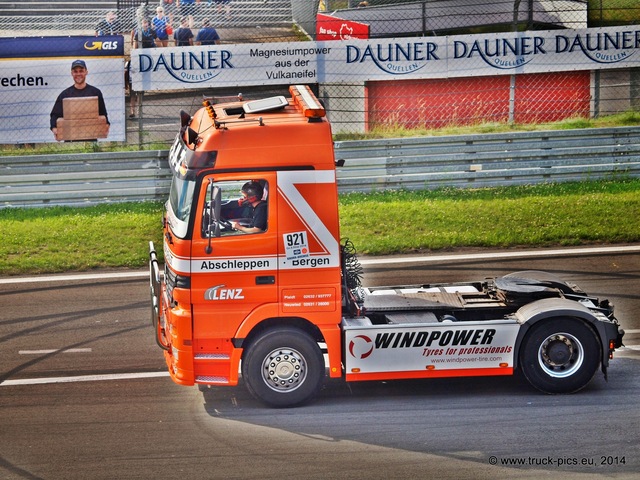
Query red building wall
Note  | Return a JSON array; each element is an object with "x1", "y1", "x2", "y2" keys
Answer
[{"x1": 366, "y1": 72, "x2": 590, "y2": 130}]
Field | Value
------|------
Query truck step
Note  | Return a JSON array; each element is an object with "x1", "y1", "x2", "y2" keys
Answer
[
  {"x1": 195, "y1": 376, "x2": 230, "y2": 384},
  {"x1": 194, "y1": 352, "x2": 234, "y2": 382},
  {"x1": 194, "y1": 353, "x2": 230, "y2": 360}
]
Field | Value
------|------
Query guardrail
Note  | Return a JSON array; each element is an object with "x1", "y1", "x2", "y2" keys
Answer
[
  {"x1": 0, "y1": 150, "x2": 170, "y2": 207},
  {"x1": 2, "y1": 126, "x2": 640, "y2": 208},
  {"x1": 334, "y1": 126, "x2": 640, "y2": 192}
]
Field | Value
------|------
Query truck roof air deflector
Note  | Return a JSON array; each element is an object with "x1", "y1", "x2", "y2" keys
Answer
[{"x1": 243, "y1": 96, "x2": 288, "y2": 114}]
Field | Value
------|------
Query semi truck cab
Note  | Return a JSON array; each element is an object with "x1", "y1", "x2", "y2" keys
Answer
[{"x1": 150, "y1": 85, "x2": 624, "y2": 407}]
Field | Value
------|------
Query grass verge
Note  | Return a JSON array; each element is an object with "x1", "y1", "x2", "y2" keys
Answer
[
  {"x1": 1, "y1": 179, "x2": 639, "y2": 276},
  {"x1": 333, "y1": 111, "x2": 640, "y2": 141},
  {"x1": 340, "y1": 180, "x2": 640, "y2": 254}
]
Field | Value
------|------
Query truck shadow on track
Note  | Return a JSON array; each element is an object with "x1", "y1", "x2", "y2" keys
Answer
[
  {"x1": 197, "y1": 357, "x2": 639, "y2": 474},
  {"x1": 200, "y1": 357, "x2": 632, "y2": 415}
]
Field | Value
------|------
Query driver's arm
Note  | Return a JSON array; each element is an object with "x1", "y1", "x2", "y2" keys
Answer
[
  {"x1": 230, "y1": 222, "x2": 263, "y2": 234},
  {"x1": 231, "y1": 201, "x2": 267, "y2": 233}
]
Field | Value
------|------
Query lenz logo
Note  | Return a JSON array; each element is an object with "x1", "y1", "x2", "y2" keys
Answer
[
  {"x1": 84, "y1": 41, "x2": 120, "y2": 51},
  {"x1": 204, "y1": 284, "x2": 245, "y2": 301}
]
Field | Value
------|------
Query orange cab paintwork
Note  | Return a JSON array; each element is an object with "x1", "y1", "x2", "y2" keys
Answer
[{"x1": 157, "y1": 86, "x2": 343, "y2": 387}]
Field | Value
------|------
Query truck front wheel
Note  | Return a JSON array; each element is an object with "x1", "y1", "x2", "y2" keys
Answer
[
  {"x1": 520, "y1": 317, "x2": 601, "y2": 394},
  {"x1": 242, "y1": 328, "x2": 324, "y2": 407}
]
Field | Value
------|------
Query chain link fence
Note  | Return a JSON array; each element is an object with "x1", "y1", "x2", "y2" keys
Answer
[
  {"x1": 0, "y1": 2, "x2": 296, "y2": 44},
  {"x1": 0, "y1": 0, "x2": 639, "y2": 150}
]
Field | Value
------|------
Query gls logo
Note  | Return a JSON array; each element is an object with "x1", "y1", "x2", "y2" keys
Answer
[
  {"x1": 84, "y1": 41, "x2": 120, "y2": 51},
  {"x1": 204, "y1": 284, "x2": 245, "y2": 301}
]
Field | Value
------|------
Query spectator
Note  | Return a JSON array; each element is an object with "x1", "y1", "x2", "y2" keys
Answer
[
  {"x1": 177, "y1": 0, "x2": 199, "y2": 18},
  {"x1": 125, "y1": 60, "x2": 138, "y2": 119},
  {"x1": 161, "y1": 0, "x2": 176, "y2": 16},
  {"x1": 195, "y1": 18, "x2": 220, "y2": 46},
  {"x1": 211, "y1": 0, "x2": 231, "y2": 21},
  {"x1": 95, "y1": 11, "x2": 119, "y2": 36},
  {"x1": 174, "y1": 17, "x2": 195, "y2": 46},
  {"x1": 128, "y1": 16, "x2": 159, "y2": 118},
  {"x1": 50, "y1": 60, "x2": 110, "y2": 141},
  {"x1": 131, "y1": 18, "x2": 159, "y2": 49},
  {"x1": 152, "y1": 6, "x2": 172, "y2": 47}
]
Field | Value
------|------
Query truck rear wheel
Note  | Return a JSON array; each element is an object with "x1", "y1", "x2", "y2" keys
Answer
[
  {"x1": 520, "y1": 317, "x2": 600, "y2": 394},
  {"x1": 242, "y1": 328, "x2": 324, "y2": 407}
]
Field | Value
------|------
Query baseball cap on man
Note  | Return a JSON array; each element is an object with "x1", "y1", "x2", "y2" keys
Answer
[{"x1": 71, "y1": 59, "x2": 87, "y2": 69}]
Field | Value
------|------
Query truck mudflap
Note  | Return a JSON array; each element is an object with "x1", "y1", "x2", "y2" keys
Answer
[{"x1": 149, "y1": 241, "x2": 170, "y2": 351}]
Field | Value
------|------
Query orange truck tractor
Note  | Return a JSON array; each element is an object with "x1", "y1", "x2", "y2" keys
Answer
[{"x1": 149, "y1": 85, "x2": 624, "y2": 407}]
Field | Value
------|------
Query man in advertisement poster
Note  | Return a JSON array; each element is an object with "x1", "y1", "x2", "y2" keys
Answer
[{"x1": 49, "y1": 59, "x2": 110, "y2": 141}]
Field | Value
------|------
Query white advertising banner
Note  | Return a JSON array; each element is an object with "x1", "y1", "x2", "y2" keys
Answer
[
  {"x1": 0, "y1": 36, "x2": 126, "y2": 144},
  {"x1": 131, "y1": 25, "x2": 640, "y2": 92},
  {"x1": 131, "y1": 43, "x2": 328, "y2": 92},
  {"x1": 344, "y1": 322, "x2": 520, "y2": 374}
]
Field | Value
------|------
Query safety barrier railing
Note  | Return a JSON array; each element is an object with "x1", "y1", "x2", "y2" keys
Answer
[{"x1": 2, "y1": 126, "x2": 639, "y2": 208}]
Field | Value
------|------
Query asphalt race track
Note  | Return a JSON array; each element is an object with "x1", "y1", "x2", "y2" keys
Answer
[{"x1": 1, "y1": 246, "x2": 639, "y2": 479}]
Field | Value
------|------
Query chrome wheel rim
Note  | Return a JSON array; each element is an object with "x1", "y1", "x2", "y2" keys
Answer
[
  {"x1": 261, "y1": 347, "x2": 307, "y2": 392},
  {"x1": 538, "y1": 332, "x2": 584, "y2": 378}
]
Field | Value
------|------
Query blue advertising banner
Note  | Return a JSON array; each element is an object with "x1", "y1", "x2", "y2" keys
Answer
[
  {"x1": 0, "y1": 36, "x2": 125, "y2": 144},
  {"x1": 0, "y1": 36, "x2": 124, "y2": 59}
]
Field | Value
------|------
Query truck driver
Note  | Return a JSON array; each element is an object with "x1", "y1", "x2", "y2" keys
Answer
[{"x1": 231, "y1": 182, "x2": 267, "y2": 234}]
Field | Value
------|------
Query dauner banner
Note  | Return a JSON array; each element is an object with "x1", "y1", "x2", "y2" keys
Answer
[
  {"x1": 131, "y1": 25, "x2": 640, "y2": 91},
  {"x1": 0, "y1": 36, "x2": 125, "y2": 144}
]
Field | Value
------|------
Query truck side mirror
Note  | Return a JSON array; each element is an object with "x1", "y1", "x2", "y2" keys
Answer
[
  {"x1": 205, "y1": 183, "x2": 222, "y2": 253},
  {"x1": 211, "y1": 185, "x2": 222, "y2": 236}
]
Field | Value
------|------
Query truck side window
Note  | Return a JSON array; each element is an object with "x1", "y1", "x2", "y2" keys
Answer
[{"x1": 203, "y1": 179, "x2": 268, "y2": 237}]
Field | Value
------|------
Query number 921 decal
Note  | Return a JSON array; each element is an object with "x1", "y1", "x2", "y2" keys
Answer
[{"x1": 284, "y1": 231, "x2": 309, "y2": 261}]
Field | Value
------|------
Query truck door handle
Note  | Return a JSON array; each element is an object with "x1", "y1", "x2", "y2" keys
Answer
[{"x1": 256, "y1": 276, "x2": 275, "y2": 285}]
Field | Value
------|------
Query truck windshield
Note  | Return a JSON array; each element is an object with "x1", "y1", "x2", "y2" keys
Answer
[{"x1": 168, "y1": 175, "x2": 196, "y2": 238}]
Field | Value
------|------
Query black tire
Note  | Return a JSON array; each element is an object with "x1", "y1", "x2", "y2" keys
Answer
[
  {"x1": 520, "y1": 317, "x2": 601, "y2": 394},
  {"x1": 242, "y1": 328, "x2": 325, "y2": 407}
]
